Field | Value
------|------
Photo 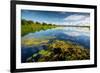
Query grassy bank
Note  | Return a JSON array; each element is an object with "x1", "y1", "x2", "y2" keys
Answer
[{"x1": 21, "y1": 19, "x2": 57, "y2": 36}]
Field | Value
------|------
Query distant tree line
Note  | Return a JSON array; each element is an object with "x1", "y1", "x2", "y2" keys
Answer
[
  {"x1": 21, "y1": 19, "x2": 57, "y2": 36},
  {"x1": 21, "y1": 19, "x2": 56, "y2": 26}
]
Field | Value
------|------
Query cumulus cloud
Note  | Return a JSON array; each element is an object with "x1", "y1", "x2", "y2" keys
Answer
[
  {"x1": 63, "y1": 14, "x2": 90, "y2": 26},
  {"x1": 64, "y1": 14, "x2": 86, "y2": 21}
]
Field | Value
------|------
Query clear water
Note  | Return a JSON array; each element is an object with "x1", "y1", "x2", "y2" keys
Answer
[{"x1": 21, "y1": 27, "x2": 90, "y2": 62}]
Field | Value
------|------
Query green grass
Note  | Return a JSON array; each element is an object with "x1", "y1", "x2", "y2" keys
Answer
[{"x1": 21, "y1": 19, "x2": 57, "y2": 36}]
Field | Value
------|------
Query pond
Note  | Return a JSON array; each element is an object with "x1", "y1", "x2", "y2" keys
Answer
[{"x1": 21, "y1": 27, "x2": 90, "y2": 62}]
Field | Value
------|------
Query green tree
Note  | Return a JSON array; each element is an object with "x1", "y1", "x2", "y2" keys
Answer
[
  {"x1": 35, "y1": 21, "x2": 40, "y2": 24},
  {"x1": 42, "y1": 22, "x2": 47, "y2": 25},
  {"x1": 21, "y1": 19, "x2": 27, "y2": 25},
  {"x1": 27, "y1": 20, "x2": 33, "y2": 24},
  {"x1": 48, "y1": 24, "x2": 52, "y2": 26}
]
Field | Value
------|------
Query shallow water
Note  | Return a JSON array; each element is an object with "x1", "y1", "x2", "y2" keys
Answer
[{"x1": 21, "y1": 27, "x2": 90, "y2": 62}]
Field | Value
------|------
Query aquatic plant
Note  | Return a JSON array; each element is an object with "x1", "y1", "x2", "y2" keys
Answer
[{"x1": 26, "y1": 40, "x2": 90, "y2": 62}]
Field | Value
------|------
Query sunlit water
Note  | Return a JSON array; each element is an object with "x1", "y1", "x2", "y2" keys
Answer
[{"x1": 21, "y1": 27, "x2": 90, "y2": 62}]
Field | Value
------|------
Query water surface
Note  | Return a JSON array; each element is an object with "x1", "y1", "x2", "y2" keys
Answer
[{"x1": 21, "y1": 27, "x2": 90, "y2": 62}]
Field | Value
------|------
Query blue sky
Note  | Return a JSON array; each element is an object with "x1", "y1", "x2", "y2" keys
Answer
[{"x1": 21, "y1": 10, "x2": 90, "y2": 26}]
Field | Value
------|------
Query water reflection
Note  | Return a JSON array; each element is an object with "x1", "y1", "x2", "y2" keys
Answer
[{"x1": 21, "y1": 27, "x2": 90, "y2": 62}]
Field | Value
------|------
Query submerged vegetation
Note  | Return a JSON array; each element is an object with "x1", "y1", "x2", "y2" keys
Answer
[
  {"x1": 21, "y1": 19, "x2": 90, "y2": 63},
  {"x1": 22, "y1": 39, "x2": 90, "y2": 62},
  {"x1": 21, "y1": 19, "x2": 57, "y2": 36}
]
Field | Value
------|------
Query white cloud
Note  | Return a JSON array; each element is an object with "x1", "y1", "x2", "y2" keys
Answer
[
  {"x1": 63, "y1": 14, "x2": 90, "y2": 26},
  {"x1": 64, "y1": 14, "x2": 86, "y2": 21},
  {"x1": 75, "y1": 16, "x2": 90, "y2": 25}
]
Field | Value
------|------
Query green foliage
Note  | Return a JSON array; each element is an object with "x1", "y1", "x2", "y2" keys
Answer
[
  {"x1": 42, "y1": 22, "x2": 47, "y2": 25},
  {"x1": 39, "y1": 50, "x2": 51, "y2": 56},
  {"x1": 35, "y1": 21, "x2": 40, "y2": 24},
  {"x1": 21, "y1": 19, "x2": 57, "y2": 36},
  {"x1": 27, "y1": 20, "x2": 34, "y2": 24},
  {"x1": 26, "y1": 40, "x2": 90, "y2": 62}
]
